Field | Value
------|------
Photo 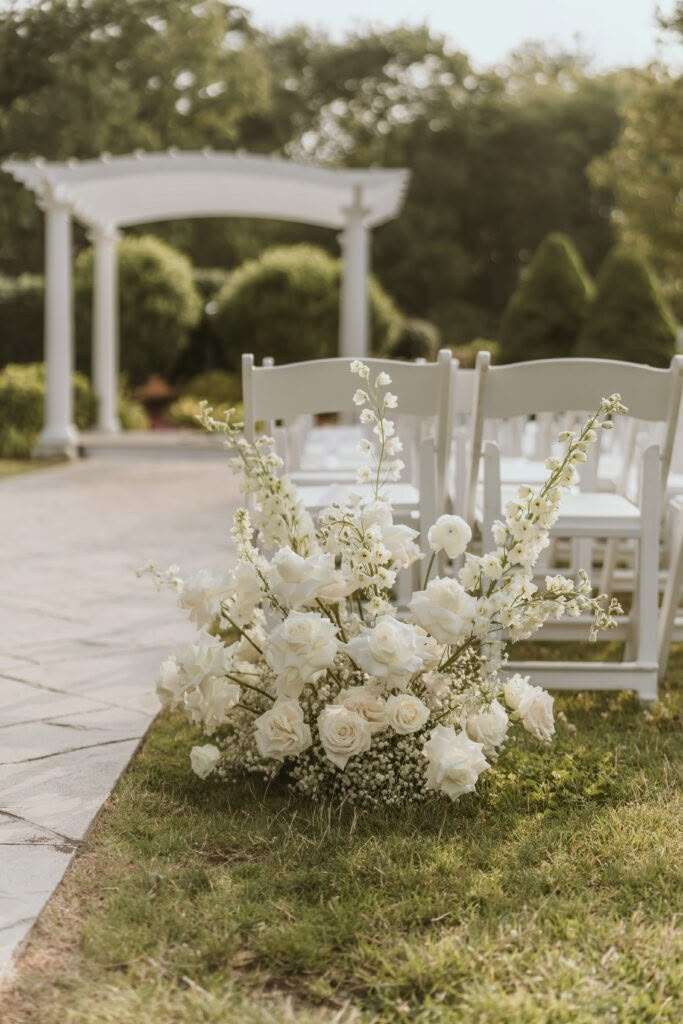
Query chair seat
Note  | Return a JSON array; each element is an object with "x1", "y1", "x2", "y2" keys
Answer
[
  {"x1": 296, "y1": 481, "x2": 420, "y2": 512},
  {"x1": 505, "y1": 486, "x2": 641, "y2": 538}
]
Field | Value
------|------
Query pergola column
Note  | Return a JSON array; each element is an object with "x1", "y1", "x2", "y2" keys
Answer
[
  {"x1": 35, "y1": 199, "x2": 78, "y2": 458},
  {"x1": 339, "y1": 185, "x2": 370, "y2": 358},
  {"x1": 91, "y1": 225, "x2": 120, "y2": 433}
]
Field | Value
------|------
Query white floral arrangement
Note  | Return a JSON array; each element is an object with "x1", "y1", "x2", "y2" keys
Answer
[{"x1": 141, "y1": 362, "x2": 624, "y2": 807}]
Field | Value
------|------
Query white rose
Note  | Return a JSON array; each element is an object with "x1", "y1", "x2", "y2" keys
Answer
[
  {"x1": 385, "y1": 693, "x2": 430, "y2": 735},
  {"x1": 409, "y1": 577, "x2": 477, "y2": 645},
  {"x1": 155, "y1": 654, "x2": 187, "y2": 709},
  {"x1": 317, "y1": 705, "x2": 372, "y2": 769},
  {"x1": 337, "y1": 686, "x2": 388, "y2": 733},
  {"x1": 502, "y1": 673, "x2": 533, "y2": 710},
  {"x1": 344, "y1": 615, "x2": 429, "y2": 688},
  {"x1": 427, "y1": 514, "x2": 472, "y2": 559},
  {"x1": 268, "y1": 547, "x2": 340, "y2": 609},
  {"x1": 465, "y1": 700, "x2": 509, "y2": 754},
  {"x1": 422, "y1": 725, "x2": 489, "y2": 800},
  {"x1": 184, "y1": 677, "x2": 240, "y2": 735},
  {"x1": 179, "y1": 631, "x2": 232, "y2": 688},
  {"x1": 190, "y1": 744, "x2": 221, "y2": 780},
  {"x1": 228, "y1": 560, "x2": 264, "y2": 625},
  {"x1": 382, "y1": 523, "x2": 421, "y2": 568},
  {"x1": 254, "y1": 699, "x2": 312, "y2": 761},
  {"x1": 265, "y1": 611, "x2": 339, "y2": 698},
  {"x1": 178, "y1": 568, "x2": 233, "y2": 628},
  {"x1": 518, "y1": 686, "x2": 555, "y2": 743}
]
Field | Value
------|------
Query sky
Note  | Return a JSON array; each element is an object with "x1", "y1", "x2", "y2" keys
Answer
[{"x1": 248, "y1": 0, "x2": 680, "y2": 70}]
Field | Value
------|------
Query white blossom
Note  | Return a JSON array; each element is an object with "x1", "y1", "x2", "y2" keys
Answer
[
  {"x1": 254, "y1": 700, "x2": 312, "y2": 760},
  {"x1": 265, "y1": 611, "x2": 339, "y2": 699},
  {"x1": 344, "y1": 615, "x2": 429, "y2": 688},
  {"x1": 190, "y1": 744, "x2": 221, "y2": 779},
  {"x1": 385, "y1": 693, "x2": 430, "y2": 734},
  {"x1": 409, "y1": 577, "x2": 477, "y2": 645},
  {"x1": 428, "y1": 514, "x2": 473, "y2": 559},
  {"x1": 465, "y1": 700, "x2": 509, "y2": 754},
  {"x1": 318, "y1": 705, "x2": 372, "y2": 769},
  {"x1": 422, "y1": 725, "x2": 489, "y2": 800}
]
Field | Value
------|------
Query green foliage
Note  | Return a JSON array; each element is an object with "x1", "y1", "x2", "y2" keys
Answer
[
  {"x1": 576, "y1": 247, "x2": 677, "y2": 366},
  {"x1": 172, "y1": 269, "x2": 232, "y2": 381},
  {"x1": 499, "y1": 232, "x2": 594, "y2": 363},
  {"x1": 117, "y1": 392, "x2": 150, "y2": 431},
  {"x1": 385, "y1": 318, "x2": 441, "y2": 360},
  {"x1": 167, "y1": 396, "x2": 242, "y2": 430},
  {"x1": 451, "y1": 338, "x2": 501, "y2": 368},
  {"x1": 0, "y1": 362, "x2": 95, "y2": 456},
  {"x1": 75, "y1": 236, "x2": 201, "y2": 387},
  {"x1": 183, "y1": 369, "x2": 241, "y2": 405},
  {"x1": 0, "y1": 273, "x2": 44, "y2": 366},
  {"x1": 591, "y1": 68, "x2": 683, "y2": 318},
  {"x1": 213, "y1": 245, "x2": 401, "y2": 369}
]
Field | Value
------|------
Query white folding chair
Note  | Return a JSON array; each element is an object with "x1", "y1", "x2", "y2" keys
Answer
[
  {"x1": 242, "y1": 351, "x2": 454, "y2": 560},
  {"x1": 469, "y1": 353, "x2": 683, "y2": 703}
]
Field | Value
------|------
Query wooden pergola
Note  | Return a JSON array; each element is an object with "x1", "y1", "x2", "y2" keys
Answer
[{"x1": 2, "y1": 151, "x2": 409, "y2": 455}]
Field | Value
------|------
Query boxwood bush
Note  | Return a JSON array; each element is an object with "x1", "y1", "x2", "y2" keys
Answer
[
  {"x1": 0, "y1": 274, "x2": 44, "y2": 367},
  {"x1": 213, "y1": 245, "x2": 401, "y2": 369},
  {"x1": 0, "y1": 363, "x2": 95, "y2": 457},
  {"x1": 75, "y1": 235, "x2": 201, "y2": 387},
  {"x1": 385, "y1": 318, "x2": 441, "y2": 361}
]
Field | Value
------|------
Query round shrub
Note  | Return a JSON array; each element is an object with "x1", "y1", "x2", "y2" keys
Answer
[
  {"x1": 451, "y1": 338, "x2": 500, "y2": 368},
  {"x1": 0, "y1": 274, "x2": 44, "y2": 367},
  {"x1": 0, "y1": 363, "x2": 95, "y2": 456},
  {"x1": 499, "y1": 233, "x2": 594, "y2": 363},
  {"x1": 213, "y1": 245, "x2": 401, "y2": 369},
  {"x1": 386, "y1": 318, "x2": 441, "y2": 361},
  {"x1": 575, "y1": 247, "x2": 677, "y2": 367},
  {"x1": 183, "y1": 369, "x2": 241, "y2": 405},
  {"x1": 75, "y1": 236, "x2": 201, "y2": 387},
  {"x1": 172, "y1": 268, "x2": 231, "y2": 380}
]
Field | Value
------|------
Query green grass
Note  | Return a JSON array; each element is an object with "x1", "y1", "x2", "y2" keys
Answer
[
  {"x1": 5, "y1": 644, "x2": 683, "y2": 1024},
  {"x1": 0, "y1": 457, "x2": 66, "y2": 479}
]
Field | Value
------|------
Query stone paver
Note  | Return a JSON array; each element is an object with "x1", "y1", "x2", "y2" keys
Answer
[{"x1": 0, "y1": 453, "x2": 239, "y2": 982}]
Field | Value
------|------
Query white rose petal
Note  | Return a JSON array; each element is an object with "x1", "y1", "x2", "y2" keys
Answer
[
  {"x1": 465, "y1": 700, "x2": 509, "y2": 754},
  {"x1": 254, "y1": 699, "x2": 312, "y2": 761},
  {"x1": 422, "y1": 725, "x2": 490, "y2": 800},
  {"x1": 385, "y1": 693, "x2": 430, "y2": 735},
  {"x1": 155, "y1": 654, "x2": 187, "y2": 709},
  {"x1": 409, "y1": 577, "x2": 477, "y2": 645},
  {"x1": 318, "y1": 705, "x2": 372, "y2": 770},
  {"x1": 502, "y1": 673, "x2": 533, "y2": 711},
  {"x1": 427, "y1": 514, "x2": 472, "y2": 559},
  {"x1": 337, "y1": 686, "x2": 388, "y2": 733},
  {"x1": 518, "y1": 686, "x2": 555, "y2": 743},
  {"x1": 344, "y1": 615, "x2": 429, "y2": 688},
  {"x1": 190, "y1": 744, "x2": 221, "y2": 780},
  {"x1": 268, "y1": 547, "x2": 340, "y2": 609},
  {"x1": 265, "y1": 611, "x2": 339, "y2": 699}
]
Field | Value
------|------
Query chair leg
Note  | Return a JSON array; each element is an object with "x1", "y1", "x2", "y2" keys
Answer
[
  {"x1": 634, "y1": 445, "x2": 661, "y2": 703},
  {"x1": 599, "y1": 537, "x2": 618, "y2": 596},
  {"x1": 482, "y1": 441, "x2": 501, "y2": 552},
  {"x1": 658, "y1": 500, "x2": 683, "y2": 682}
]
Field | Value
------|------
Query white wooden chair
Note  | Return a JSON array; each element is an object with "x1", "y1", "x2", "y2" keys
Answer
[
  {"x1": 242, "y1": 351, "x2": 454, "y2": 560},
  {"x1": 470, "y1": 352, "x2": 683, "y2": 703}
]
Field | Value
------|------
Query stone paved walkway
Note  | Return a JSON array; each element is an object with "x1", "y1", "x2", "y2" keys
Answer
[{"x1": 0, "y1": 452, "x2": 239, "y2": 982}]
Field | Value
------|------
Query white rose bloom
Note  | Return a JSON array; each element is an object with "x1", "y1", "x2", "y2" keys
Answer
[
  {"x1": 315, "y1": 569, "x2": 356, "y2": 604},
  {"x1": 427, "y1": 514, "x2": 472, "y2": 559},
  {"x1": 518, "y1": 686, "x2": 555, "y2": 742},
  {"x1": 382, "y1": 523, "x2": 422, "y2": 568},
  {"x1": 179, "y1": 631, "x2": 232, "y2": 688},
  {"x1": 268, "y1": 547, "x2": 340, "y2": 609},
  {"x1": 317, "y1": 705, "x2": 372, "y2": 769},
  {"x1": 155, "y1": 654, "x2": 187, "y2": 709},
  {"x1": 357, "y1": 499, "x2": 393, "y2": 531},
  {"x1": 422, "y1": 725, "x2": 490, "y2": 800},
  {"x1": 229, "y1": 560, "x2": 263, "y2": 625},
  {"x1": 254, "y1": 699, "x2": 312, "y2": 761},
  {"x1": 191, "y1": 677, "x2": 241, "y2": 735},
  {"x1": 465, "y1": 700, "x2": 509, "y2": 754},
  {"x1": 344, "y1": 615, "x2": 429, "y2": 688},
  {"x1": 178, "y1": 568, "x2": 233, "y2": 628},
  {"x1": 502, "y1": 673, "x2": 534, "y2": 710},
  {"x1": 337, "y1": 686, "x2": 388, "y2": 734},
  {"x1": 265, "y1": 611, "x2": 339, "y2": 699},
  {"x1": 409, "y1": 577, "x2": 477, "y2": 645},
  {"x1": 190, "y1": 744, "x2": 221, "y2": 780},
  {"x1": 385, "y1": 693, "x2": 430, "y2": 735}
]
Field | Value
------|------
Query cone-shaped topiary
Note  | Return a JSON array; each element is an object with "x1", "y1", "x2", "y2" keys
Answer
[
  {"x1": 499, "y1": 233, "x2": 594, "y2": 363},
  {"x1": 575, "y1": 247, "x2": 677, "y2": 367}
]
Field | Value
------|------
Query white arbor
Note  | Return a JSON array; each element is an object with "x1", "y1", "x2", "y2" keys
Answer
[{"x1": 2, "y1": 151, "x2": 409, "y2": 456}]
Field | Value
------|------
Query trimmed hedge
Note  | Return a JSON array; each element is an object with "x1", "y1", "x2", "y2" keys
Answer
[
  {"x1": 0, "y1": 363, "x2": 95, "y2": 457},
  {"x1": 386, "y1": 318, "x2": 441, "y2": 361},
  {"x1": 575, "y1": 247, "x2": 677, "y2": 367},
  {"x1": 499, "y1": 233, "x2": 594, "y2": 363},
  {"x1": 0, "y1": 274, "x2": 44, "y2": 367},
  {"x1": 75, "y1": 235, "x2": 201, "y2": 387},
  {"x1": 213, "y1": 245, "x2": 401, "y2": 369},
  {"x1": 172, "y1": 268, "x2": 231, "y2": 380}
]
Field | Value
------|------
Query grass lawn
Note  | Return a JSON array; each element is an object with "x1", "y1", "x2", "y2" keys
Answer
[
  {"x1": 0, "y1": 457, "x2": 66, "y2": 480},
  {"x1": 4, "y1": 643, "x2": 682, "y2": 1024}
]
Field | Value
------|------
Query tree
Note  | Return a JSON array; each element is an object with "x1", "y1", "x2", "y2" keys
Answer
[
  {"x1": 213, "y1": 245, "x2": 401, "y2": 369},
  {"x1": 499, "y1": 233, "x2": 593, "y2": 363},
  {"x1": 575, "y1": 247, "x2": 677, "y2": 367}
]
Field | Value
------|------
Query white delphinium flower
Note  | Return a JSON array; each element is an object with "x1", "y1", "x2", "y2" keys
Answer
[
  {"x1": 178, "y1": 568, "x2": 234, "y2": 628},
  {"x1": 422, "y1": 725, "x2": 490, "y2": 800},
  {"x1": 190, "y1": 744, "x2": 221, "y2": 779},
  {"x1": 465, "y1": 700, "x2": 509, "y2": 755},
  {"x1": 179, "y1": 631, "x2": 232, "y2": 688},
  {"x1": 336, "y1": 686, "x2": 388, "y2": 733},
  {"x1": 184, "y1": 677, "x2": 241, "y2": 735},
  {"x1": 254, "y1": 700, "x2": 312, "y2": 761},
  {"x1": 155, "y1": 654, "x2": 187, "y2": 709},
  {"x1": 518, "y1": 686, "x2": 555, "y2": 742},
  {"x1": 409, "y1": 577, "x2": 477, "y2": 645},
  {"x1": 265, "y1": 611, "x2": 339, "y2": 699},
  {"x1": 344, "y1": 615, "x2": 429, "y2": 688},
  {"x1": 376, "y1": 371, "x2": 392, "y2": 386},
  {"x1": 268, "y1": 547, "x2": 340, "y2": 609},
  {"x1": 350, "y1": 360, "x2": 370, "y2": 379},
  {"x1": 317, "y1": 705, "x2": 372, "y2": 769},
  {"x1": 385, "y1": 693, "x2": 430, "y2": 735},
  {"x1": 427, "y1": 514, "x2": 472, "y2": 559}
]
